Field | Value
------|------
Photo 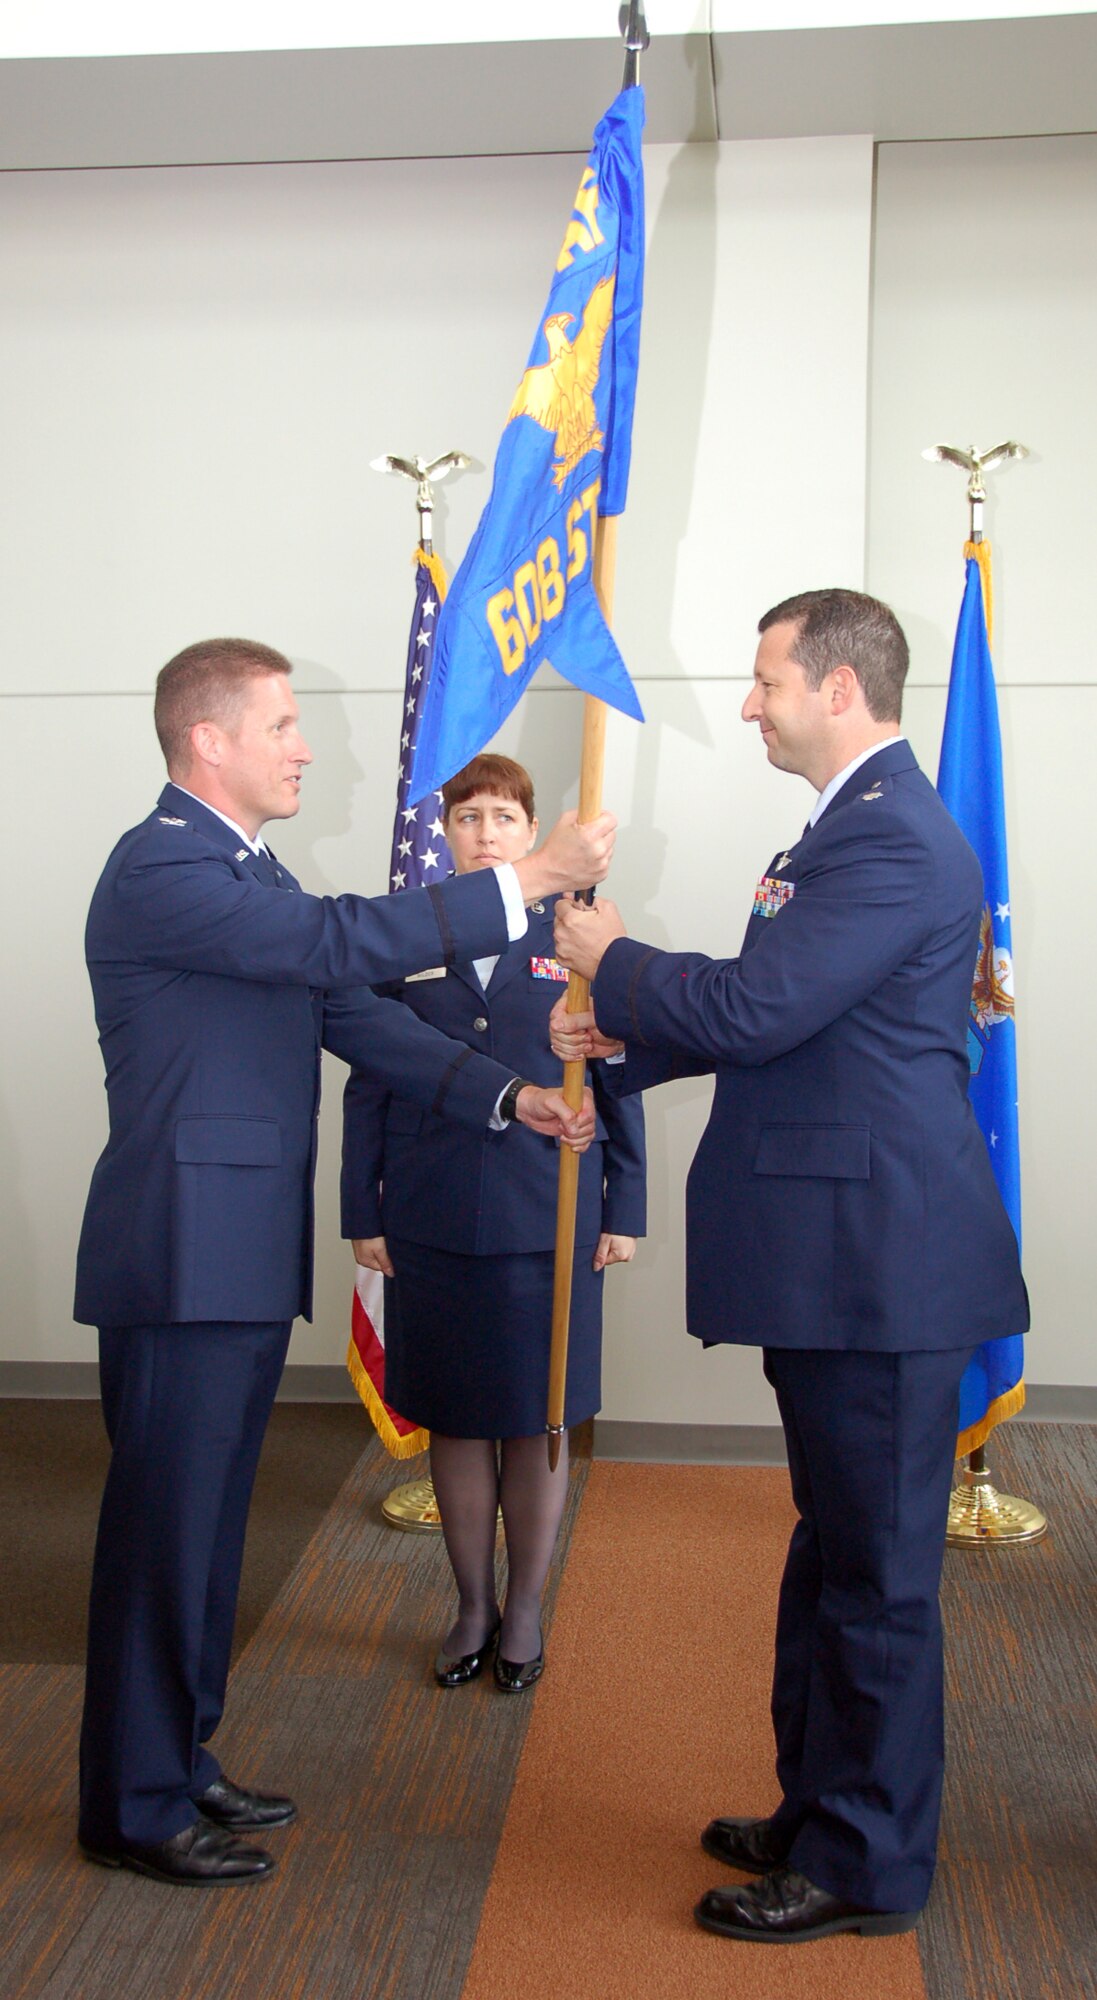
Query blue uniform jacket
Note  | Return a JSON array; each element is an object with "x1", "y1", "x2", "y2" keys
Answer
[
  {"x1": 75, "y1": 783, "x2": 530, "y2": 1328},
  {"x1": 341, "y1": 898, "x2": 646, "y2": 1255},
  {"x1": 593, "y1": 741, "x2": 1029, "y2": 1353}
]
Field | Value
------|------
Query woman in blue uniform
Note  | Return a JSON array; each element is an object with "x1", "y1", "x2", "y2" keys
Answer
[{"x1": 342, "y1": 755, "x2": 645, "y2": 1691}]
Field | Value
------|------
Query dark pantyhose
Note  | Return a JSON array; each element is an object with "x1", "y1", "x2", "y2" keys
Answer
[{"x1": 429, "y1": 1429, "x2": 570, "y2": 1664}]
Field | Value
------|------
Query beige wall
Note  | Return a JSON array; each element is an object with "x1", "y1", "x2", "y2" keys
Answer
[
  {"x1": 0, "y1": 127, "x2": 1089, "y2": 1410},
  {"x1": 867, "y1": 133, "x2": 1097, "y2": 1394}
]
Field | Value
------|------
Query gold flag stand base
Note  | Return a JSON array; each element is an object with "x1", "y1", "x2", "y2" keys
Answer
[
  {"x1": 381, "y1": 1475, "x2": 443, "y2": 1532},
  {"x1": 946, "y1": 1446, "x2": 1047, "y2": 1547},
  {"x1": 380, "y1": 1474, "x2": 504, "y2": 1534}
]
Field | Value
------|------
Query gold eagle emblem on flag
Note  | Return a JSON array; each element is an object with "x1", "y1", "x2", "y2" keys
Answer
[
  {"x1": 971, "y1": 903, "x2": 1015, "y2": 1030},
  {"x1": 507, "y1": 275, "x2": 615, "y2": 491}
]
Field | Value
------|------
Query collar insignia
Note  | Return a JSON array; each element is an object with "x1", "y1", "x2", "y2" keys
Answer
[{"x1": 158, "y1": 814, "x2": 187, "y2": 826}]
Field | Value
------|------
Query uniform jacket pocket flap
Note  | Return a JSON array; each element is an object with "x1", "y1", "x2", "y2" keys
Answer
[
  {"x1": 174, "y1": 1116, "x2": 282, "y2": 1166},
  {"x1": 754, "y1": 1123, "x2": 870, "y2": 1179}
]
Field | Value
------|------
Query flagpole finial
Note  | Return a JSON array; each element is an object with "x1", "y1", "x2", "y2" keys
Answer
[
  {"x1": 922, "y1": 440, "x2": 1029, "y2": 544},
  {"x1": 370, "y1": 450, "x2": 473, "y2": 555},
  {"x1": 619, "y1": 1, "x2": 649, "y2": 87}
]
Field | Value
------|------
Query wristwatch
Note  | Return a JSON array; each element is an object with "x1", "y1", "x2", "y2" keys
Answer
[{"x1": 498, "y1": 1076, "x2": 532, "y2": 1123}]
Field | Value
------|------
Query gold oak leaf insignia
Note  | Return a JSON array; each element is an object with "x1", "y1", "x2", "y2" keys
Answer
[{"x1": 508, "y1": 275, "x2": 615, "y2": 491}]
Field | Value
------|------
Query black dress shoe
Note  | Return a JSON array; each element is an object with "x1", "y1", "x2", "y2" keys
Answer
[
  {"x1": 493, "y1": 1638, "x2": 544, "y2": 1693},
  {"x1": 193, "y1": 1774, "x2": 297, "y2": 1830},
  {"x1": 701, "y1": 1815, "x2": 789, "y2": 1873},
  {"x1": 81, "y1": 1816, "x2": 275, "y2": 1886},
  {"x1": 694, "y1": 1865, "x2": 920, "y2": 1944},
  {"x1": 435, "y1": 1617, "x2": 501, "y2": 1688}
]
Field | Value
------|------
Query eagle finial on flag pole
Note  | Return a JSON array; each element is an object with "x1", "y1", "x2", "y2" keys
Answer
[
  {"x1": 370, "y1": 450, "x2": 474, "y2": 556},
  {"x1": 922, "y1": 440, "x2": 1029, "y2": 544}
]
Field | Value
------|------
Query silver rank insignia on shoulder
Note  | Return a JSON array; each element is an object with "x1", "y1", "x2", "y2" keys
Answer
[
  {"x1": 406, "y1": 966, "x2": 446, "y2": 983},
  {"x1": 774, "y1": 852, "x2": 793, "y2": 872},
  {"x1": 158, "y1": 815, "x2": 187, "y2": 826}
]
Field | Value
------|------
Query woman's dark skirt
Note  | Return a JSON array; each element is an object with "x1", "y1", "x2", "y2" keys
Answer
[{"x1": 383, "y1": 1237, "x2": 605, "y2": 1439}]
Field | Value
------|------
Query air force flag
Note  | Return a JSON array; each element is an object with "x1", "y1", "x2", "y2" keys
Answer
[
  {"x1": 409, "y1": 87, "x2": 645, "y2": 803},
  {"x1": 937, "y1": 545, "x2": 1026, "y2": 1451}
]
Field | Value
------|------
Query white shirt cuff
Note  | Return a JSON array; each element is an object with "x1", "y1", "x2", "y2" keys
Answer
[{"x1": 493, "y1": 863, "x2": 530, "y2": 942}]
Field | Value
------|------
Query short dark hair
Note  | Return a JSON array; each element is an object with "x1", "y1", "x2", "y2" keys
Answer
[
  {"x1": 441, "y1": 754, "x2": 536, "y2": 824},
  {"x1": 758, "y1": 589, "x2": 909, "y2": 722},
  {"x1": 154, "y1": 638, "x2": 293, "y2": 772}
]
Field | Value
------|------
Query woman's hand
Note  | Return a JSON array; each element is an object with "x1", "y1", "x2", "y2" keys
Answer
[
  {"x1": 353, "y1": 1236, "x2": 394, "y2": 1278},
  {"x1": 593, "y1": 1233, "x2": 637, "y2": 1271}
]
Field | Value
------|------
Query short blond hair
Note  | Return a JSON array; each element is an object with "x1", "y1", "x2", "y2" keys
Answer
[{"x1": 154, "y1": 637, "x2": 293, "y2": 772}]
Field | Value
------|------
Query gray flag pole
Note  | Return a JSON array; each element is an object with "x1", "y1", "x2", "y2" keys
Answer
[
  {"x1": 924, "y1": 440, "x2": 1046, "y2": 1547},
  {"x1": 367, "y1": 451, "x2": 471, "y2": 1533}
]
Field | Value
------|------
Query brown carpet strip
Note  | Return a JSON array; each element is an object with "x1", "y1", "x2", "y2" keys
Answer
[
  {"x1": 0, "y1": 1411, "x2": 1092, "y2": 2000},
  {"x1": 460, "y1": 1460, "x2": 928, "y2": 2000}
]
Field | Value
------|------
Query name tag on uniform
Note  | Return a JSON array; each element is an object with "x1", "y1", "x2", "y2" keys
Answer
[
  {"x1": 406, "y1": 966, "x2": 446, "y2": 983},
  {"x1": 530, "y1": 955, "x2": 569, "y2": 981},
  {"x1": 753, "y1": 875, "x2": 795, "y2": 920}
]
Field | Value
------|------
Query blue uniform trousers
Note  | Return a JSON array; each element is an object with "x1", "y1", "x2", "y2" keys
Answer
[
  {"x1": 78, "y1": 1320, "x2": 291, "y2": 1850},
  {"x1": 762, "y1": 1344, "x2": 972, "y2": 1913}
]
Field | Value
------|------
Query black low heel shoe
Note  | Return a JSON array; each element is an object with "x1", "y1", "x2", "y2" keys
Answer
[
  {"x1": 493, "y1": 1640, "x2": 544, "y2": 1693},
  {"x1": 434, "y1": 1618, "x2": 501, "y2": 1688}
]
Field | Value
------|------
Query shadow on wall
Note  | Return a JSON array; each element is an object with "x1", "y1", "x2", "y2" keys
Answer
[{"x1": 275, "y1": 656, "x2": 365, "y2": 892}]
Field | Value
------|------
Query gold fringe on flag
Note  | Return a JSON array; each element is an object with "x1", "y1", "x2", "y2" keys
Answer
[
  {"x1": 346, "y1": 1335, "x2": 430, "y2": 1461},
  {"x1": 964, "y1": 537, "x2": 994, "y2": 649},
  {"x1": 956, "y1": 1378, "x2": 1026, "y2": 1460},
  {"x1": 415, "y1": 546, "x2": 449, "y2": 604}
]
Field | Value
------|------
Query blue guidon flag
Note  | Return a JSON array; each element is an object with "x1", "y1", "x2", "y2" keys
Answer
[
  {"x1": 408, "y1": 86, "x2": 646, "y2": 803},
  {"x1": 937, "y1": 542, "x2": 1026, "y2": 1453}
]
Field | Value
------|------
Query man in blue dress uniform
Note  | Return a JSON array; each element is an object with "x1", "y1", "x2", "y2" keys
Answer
[
  {"x1": 75, "y1": 636, "x2": 614, "y2": 1885},
  {"x1": 552, "y1": 589, "x2": 1028, "y2": 1944}
]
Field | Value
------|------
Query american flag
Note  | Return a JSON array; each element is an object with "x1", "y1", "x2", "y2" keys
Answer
[
  {"x1": 346, "y1": 547, "x2": 452, "y2": 1459},
  {"x1": 389, "y1": 551, "x2": 453, "y2": 890}
]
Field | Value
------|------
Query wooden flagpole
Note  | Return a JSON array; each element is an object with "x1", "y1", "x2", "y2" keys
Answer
[
  {"x1": 545, "y1": 5, "x2": 647, "y2": 1469},
  {"x1": 546, "y1": 521, "x2": 617, "y2": 1470}
]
